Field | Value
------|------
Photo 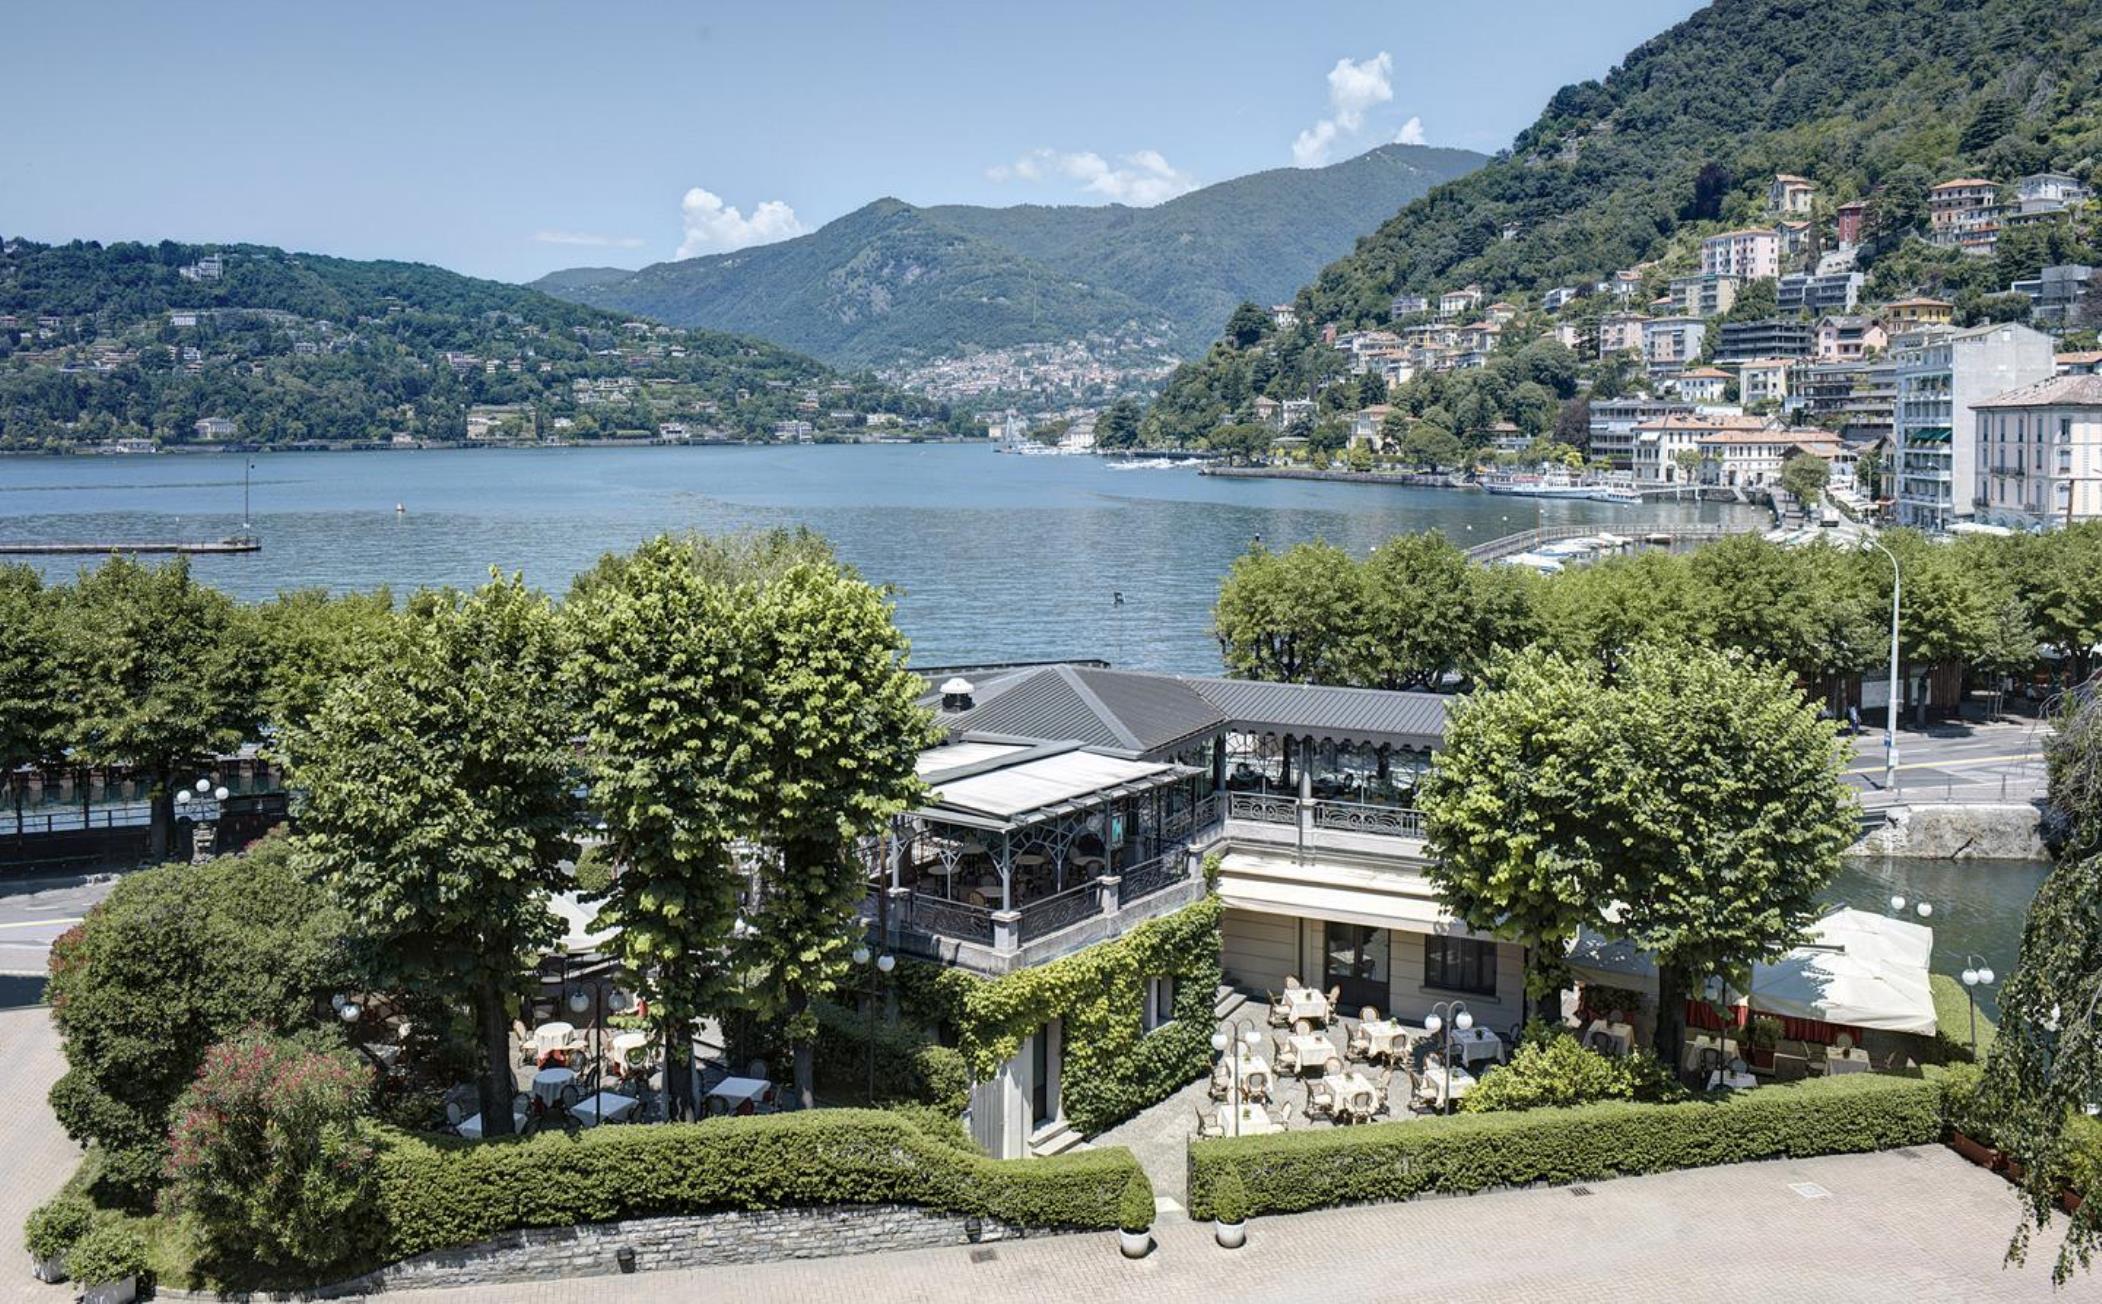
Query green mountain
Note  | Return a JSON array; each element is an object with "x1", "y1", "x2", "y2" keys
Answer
[
  {"x1": 0, "y1": 238, "x2": 951, "y2": 449},
  {"x1": 534, "y1": 144, "x2": 1487, "y2": 367},
  {"x1": 1145, "y1": 0, "x2": 2102, "y2": 442}
]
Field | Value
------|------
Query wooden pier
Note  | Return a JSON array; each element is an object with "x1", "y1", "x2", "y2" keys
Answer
[{"x1": 0, "y1": 535, "x2": 260, "y2": 556}]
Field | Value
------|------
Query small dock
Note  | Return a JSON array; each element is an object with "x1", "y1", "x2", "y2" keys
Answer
[{"x1": 0, "y1": 536, "x2": 260, "y2": 556}]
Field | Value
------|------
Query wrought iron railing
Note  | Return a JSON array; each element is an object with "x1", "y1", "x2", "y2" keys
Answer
[
  {"x1": 1226, "y1": 792, "x2": 1297, "y2": 826},
  {"x1": 1161, "y1": 794, "x2": 1222, "y2": 842},
  {"x1": 1117, "y1": 851, "x2": 1188, "y2": 906},
  {"x1": 1018, "y1": 879, "x2": 1103, "y2": 943},
  {"x1": 1312, "y1": 800, "x2": 1425, "y2": 839},
  {"x1": 904, "y1": 892, "x2": 996, "y2": 946}
]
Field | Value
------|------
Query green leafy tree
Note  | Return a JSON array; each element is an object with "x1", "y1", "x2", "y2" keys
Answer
[
  {"x1": 1205, "y1": 422, "x2": 1274, "y2": 466},
  {"x1": 1213, "y1": 542, "x2": 1362, "y2": 684},
  {"x1": 53, "y1": 556, "x2": 262, "y2": 860},
  {"x1": 1353, "y1": 532, "x2": 1478, "y2": 691},
  {"x1": 1094, "y1": 398, "x2": 1144, "y2": 450},
  {"x1": 291, "y1": 573, "x2": 577, "y2": 1137},
  {"x1": 739, "y1": 559, "x2": 934, "y2": 1109},
  {"x1": 44, "y1": 834, "x2": 351, "y2": 1204},
  {"x1": 1534, "y1": 552, "x2": 1697, "y2": 676},
  {"x1": 1778, "y1": 453, "x2": 1829, "y2": 508},
  {"x1": 1672, "y1": 447, "x2": 1703, "y2": 484},
  {"x1": 1226, "y1": 301, "x2": 1270, "y2": 349},
  {"x1": 1398, "y1": 422, "x2": 1463, "y2": 471},
  {"x1": 0, "y1": 566, "x2": 63, "y2": 822},
  {"x1": 246, "y1": 587, "x2": 401, "y2": 739}
]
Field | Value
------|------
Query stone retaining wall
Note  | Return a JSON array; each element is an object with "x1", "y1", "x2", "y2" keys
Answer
[
  {"x1": 1848, "y1": 803, "x2": 2045, "y2": 860},
  {"x1": 157, "y1": 1204, "x2": 1049, "y2": 1300}
]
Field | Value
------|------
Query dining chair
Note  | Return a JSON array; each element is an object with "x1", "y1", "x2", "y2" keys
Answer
[
  {"x1": 1833, "y1": 1032, "x2": 1854, "y2": 1054},
  {"x1": 1359, "y1": 1005, "x2": 1379, "y2": 1023},
  {"x1": 1325, "y1": 987, "x2": 1342, "y2": 1022},
  {"x1": 1346, "y1": 1025, "x2": 1370, "y2": 1060},
  {"x1": 1772, "y1": 1050, "x2": 1808, "y2": 1082},
  {"x1": 1284, "y1": 975, "x2": 1302, "y2": 990},
  {"x1": 1194, "y1": 1104, "x2": 1223, "y2": 1139},
  {"x1": 444, "y1": 1099, "x2": 465, "y2": 1129},
  {"x1": 1322, "y1": 1055, "x2": 1344, "y2": 1077},
  {"x1": 1292, "y1": 1017, "x2": 1313, "y2": 1036}
]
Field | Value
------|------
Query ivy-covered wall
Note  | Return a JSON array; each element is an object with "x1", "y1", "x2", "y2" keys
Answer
[{"x1": 893, "y1": 896, "x2": 1222, "y2": 1136}]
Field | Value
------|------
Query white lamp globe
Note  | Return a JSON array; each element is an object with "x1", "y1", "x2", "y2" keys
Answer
[
  {"x1": 1889, "y1": 895, "x2": 1906, "y2": 912},
  {"x1": 876, "y1": 954, "x2": 895, "y2": 973},
  {"x1": 568, "y1": 989, "x2": 590, "y2": 1014},
  {"x1": 175, "y1": 790, "x2": 191, "y2": 806},
  {"x1": 213, "y1": 786, "x2": 229, "y2": 802},
  {"x1": 330, "y1": 993, "x2": 348, "y2": 1011},
  {"x1": 851, "y1": 946, "x2": 870, "y2": 967},
  {"x1": 1424, "y1": 1014, "x2": 1443, "y2": 1034},
  {"x1": 1916, "y1": 902, "x2": 1932, "y2": 918},
  {"x1": 338, "y1": 1002, "x2": 361, "y2": 1023},
  {"x1": 1962, "y1": 968, "x2": 1980, "y2": 987},
  {"x1": 196, "y1": 777, "x2": 211, "y2": 793},
  {"x1": 1242, "y1": 1027, "x2": 1261, "y2": 1048},
  {"x1": 1211, "y1": 1031, "x2": 1229, "y2": 1052},
  {"x1": 1979, "y1": 967, "x2": 1995, "y2": 985},
  {"x1": 1455, "y1": 1010, "x2": 1474, "y2": 1031}
]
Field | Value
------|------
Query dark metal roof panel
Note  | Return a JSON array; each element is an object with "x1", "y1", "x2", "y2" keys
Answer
[{"x1": 1182, "y1": 676, "x2": 1450, "y2": 747}]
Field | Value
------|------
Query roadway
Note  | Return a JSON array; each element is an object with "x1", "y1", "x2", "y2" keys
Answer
[{"x1": 1843, "y1": 716, "x2": 2051, "y2": 809}]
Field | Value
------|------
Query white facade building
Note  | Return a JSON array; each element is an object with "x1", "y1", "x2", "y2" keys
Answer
[
  {"x1": 1894, "y1": 323, "x2": 2057, "y2": 531},
  {"x1": 1973, "y1": 374, "x2": 2102, "y2": 529}
]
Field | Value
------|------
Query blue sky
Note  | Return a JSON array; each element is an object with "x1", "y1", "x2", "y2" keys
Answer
[{"x1": 3, "y1": 1, "x2": 1705, "y2": 283}]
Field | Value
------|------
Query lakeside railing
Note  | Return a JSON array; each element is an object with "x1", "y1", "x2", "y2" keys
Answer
[{"x1": 1227, "y1": 792, "x2": 1425, "y2": 841}]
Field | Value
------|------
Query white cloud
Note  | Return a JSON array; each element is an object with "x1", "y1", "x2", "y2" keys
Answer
[
  {"x1": 1293, "y1": 51, "x2": 1395, "y2": 167},
  {"x1": 676, "y1": 187, "x2": 806, "y2": 258},
  {"x1": 987, "y1": 147, "x2": 1199, "y2": 206},
  {"x1": 1394, "y1": 116, "x2": 1427, "y2": 146},
  {"x1": 532, "y1": 229, "x2": 645, "y2": 249}
]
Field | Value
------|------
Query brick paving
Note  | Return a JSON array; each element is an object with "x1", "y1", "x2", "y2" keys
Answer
[
  {"x1": 0, "y1": 1002, "x2": 85, "y2": 1304},
  {"x1": 373, "y1": 1146, "x2": 2097, "y2": 1303}
]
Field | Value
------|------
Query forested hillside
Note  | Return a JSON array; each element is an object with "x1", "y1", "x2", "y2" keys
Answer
[
  {"x1": 1143, "y1": 0, "x2": 2102, "y2": 447},
  {"x1": 0, "y1": 239, "x2": 950, "y2": 448},
  {"x1": 537, "y1": 144, "x2": 1484, "y2": 368}
]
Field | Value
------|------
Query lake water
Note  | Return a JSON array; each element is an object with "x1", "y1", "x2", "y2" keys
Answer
[
  {"x1": 1826, "y1": 856, "x2": 2053, "y2": 1020},
  {"x1": 0, "y1": 445, "x2": 1759, "y2": 673}
]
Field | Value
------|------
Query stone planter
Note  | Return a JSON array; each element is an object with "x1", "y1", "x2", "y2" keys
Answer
[
  {"x1": 1118, "y1": 1228, "x2": 1152, "y2": 1259},
  {"x1": 1949, "y1": 1131, "x2": 2001, "y2": 1170},
  {"x1": 1214, "y1": 1218, "x2": 1246, "y2": 1249},
  {"x1": 29, "y1": 1253, "x2": 66, "y2": 1284},
  {"x1": 81, "y1": 1275, "x2": 137, "y2": 1304}
]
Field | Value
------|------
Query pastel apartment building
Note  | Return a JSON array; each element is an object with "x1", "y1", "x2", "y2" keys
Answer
[
  {"x1": 1597, "y1": 312, "x2": 1648, "y2": 358},
  {"x1": 1668, "y1": 272, "x2": 1740, "y2": 318},
  {"x1": 1894, "y1": 322, "x2": 2056, "y2": 531},
  {"x1": 1835, "y1": 200, "x2": 1869, "y2": 247},
  {"x1": 1815, "y1": 315, "x2": 1889, "y2": 363},
  {"x1": 1768, "y1": 174, "x2": 1816, "y2": 215},
  {"x1": 1700, "y1": 228, "x2": 1782, "y2": 281},
  {"x1": 1738, "y1": 358, "x2": 1793, "y2": 407},
  {"x1": 1928, "y1": 179, "x2": 2001, "y2": 256},
  {"x1": 1642, "y1": 316, "x2": 1707, "y2": 375},
  {"x1": 1972, "y1": 375, "x2": 2102, "y2": 529}
]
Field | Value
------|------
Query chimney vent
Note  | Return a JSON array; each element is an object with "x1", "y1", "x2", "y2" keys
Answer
[{"x1": 939, "y1": 677, "x2": 975, "y2": 712}]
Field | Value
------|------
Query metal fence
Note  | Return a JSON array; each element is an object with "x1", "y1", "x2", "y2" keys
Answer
[
  {"x1": 1117, "y1": 851, "x2": 1188, "y2": 907},
  {"x1": 1312, "y1": 800, "x2": 1425, "y2": 839},
  {"x1": 1017, "y1": 880, "x2": 1102, "y2": 943},
  {"x1": 904, "y1": 892, "x2": 996, "y2": 946},
  {"x1": 1226, "y1": 792, "x2": 1297, "y2": 826}
]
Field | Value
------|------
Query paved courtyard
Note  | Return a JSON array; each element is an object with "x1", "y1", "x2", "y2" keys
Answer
[{"x1": 369, "y1": 1146, "x2": 2096, "y2": 1303}]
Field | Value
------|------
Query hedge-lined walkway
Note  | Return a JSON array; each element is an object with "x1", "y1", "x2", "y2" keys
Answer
[
  {"x1": 372, "y1": 1147, "x2": 2076, "y2": 1302},
  {"x1": 2, "y1": 1004, "x2": 81, "y2": 1304}
]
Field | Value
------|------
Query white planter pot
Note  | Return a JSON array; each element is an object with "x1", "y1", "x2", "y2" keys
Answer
[
  {"x1": 1118, "y1": 1228, "x2": 1152, "y2": 1259},
  {"x1": 1214, "y1": 1218, "x2": 1246, "y2": 1249},
  {"x1": 81, "y1": 1275, "x2": 137, "y2": 1304},
  {"x1": 30, "y1": 1253, "x2": 66, "y2": 1283}
]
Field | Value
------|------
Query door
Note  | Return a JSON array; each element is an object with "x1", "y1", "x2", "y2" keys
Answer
[
  {"x1": 1029, "y1": 1019, "x2": 1060, "y2": 1128},
  {"x1": 1324, "y1": 923, "x2": 1390, "y2": 1015}
]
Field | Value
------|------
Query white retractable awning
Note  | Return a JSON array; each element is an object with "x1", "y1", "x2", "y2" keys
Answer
[{"x1": 1215, "y1": 851, "x2": 1478, "y2": 937}]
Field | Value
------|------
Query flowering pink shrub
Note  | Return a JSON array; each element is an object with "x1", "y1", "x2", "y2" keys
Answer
[{"x1": 163, "y1": 1029, "x2": 377, "y2": 1273}]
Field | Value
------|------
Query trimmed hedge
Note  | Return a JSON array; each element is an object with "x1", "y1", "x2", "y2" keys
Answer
[
  {"x1": 371, "y1": 1108, "x2": 1145, "y2": 1261},
  {"x1": 810, "y1": 999, "x2": 970, "y2": 1113},
  {"x1": 1187, "y1": 1072, "x2": 1943, "y2": 1218}
]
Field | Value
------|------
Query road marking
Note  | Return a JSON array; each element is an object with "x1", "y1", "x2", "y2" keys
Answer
[
  {"x1": 0, "y1": 918, "x2": 81, "y2": 930},
  {"x1": 1845, "y1": 753, "x2": 2037, "y2": 775}
]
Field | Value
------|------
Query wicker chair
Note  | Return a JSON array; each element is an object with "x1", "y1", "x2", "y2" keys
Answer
[
  {"x1": 1194, "y1": 1104, "x2": 1224, "y2": 1139},
  {"x1": 1208, "y1": 1060, "x2": 1233, "y2": 1102},
  {"x1": 1284, "y1": 975, "x2": 1303, "y2": 990},
  {"x1": 1306, "y1": 1079, "x2": 1336, "y2": 1119},
  {"x1": 1372, "y1": 1068, "x2": 1396, "y2": 1116},
  {"x1": 1346, "y1": 1024, "x2": 1372, "y2": 1060},
  {"x1": 1325, "y1": 986, "x2": 1343, "y2": 1025}
]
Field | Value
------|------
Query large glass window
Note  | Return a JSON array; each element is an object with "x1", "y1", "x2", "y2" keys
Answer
[{"x1": 1424, "y1": 936, "x2": 1498, "y2": 997}]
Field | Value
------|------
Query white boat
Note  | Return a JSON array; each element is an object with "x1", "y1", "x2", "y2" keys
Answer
[
  {"x1": 1499, "y1": 551, "x2": 1566, "y2": 574},
  {"x1": 1103, "y1": 457, "x2": 1184, "y2": 470}
]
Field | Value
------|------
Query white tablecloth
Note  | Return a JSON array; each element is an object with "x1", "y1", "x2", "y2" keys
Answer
[
  {"x1": 571, "y1": 1091, "x2": 641, "y2": 1126},
  {"x1": 1233, "y1": 1053, "x2": 1273, "y2": 1098},
  {"x1": 457, "y1": 1109, "x2": 527, "y2": 1139},
  {"x1": 1416, "y1": 1063, "x2": 1475, "y2": 1105},
  {"x1": 1289, "y1": 1033, "x2": 1342, "y2": 1074},
  {"x1": 1324, "y1": 1071, "x2": 1379, "y2": 1118},
  {"x1": 1683, "y1": 1035, "x2": 1741, "y2": 1073},
  {"x1": 1582, "y1": 1020, "x2": 1634, "y2": 1057},
  {"x1": 1227, "y1": 1103, "x2": 1279, "y2": 1136},
  {"x1": 531, "y1": 1066, "x2": 576, "y2": 1106},
  {"x1": 611, "y1": 1030, "x2": 651, "y2": 1057},
  {"x1": 1362, "y1": 1020, "x2": 1407, "y2": 1060},
  {"x1": 707, "y1": 1075, "x2": 772, "y2": 1110},
  {"x1": 1281, "y1": 987, "x2": 1330, "y2": 1024},
  {"x1": 1708, "y1": 1069, "x2": 1759, "y2": 1091},
  {"x1": 1447, "y1": 1026, "x2": 1504, "y2": 1066},
  {"x1": 532, "y1": 1021, "x2": 580, "y2": 1055},
  {"x1": 1825, "y1": 1051, "x2": 1871, "y2": 1075}
]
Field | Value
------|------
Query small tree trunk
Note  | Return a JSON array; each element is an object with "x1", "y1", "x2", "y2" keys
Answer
[
  {"x1": 476, "y1": 972, "x2": 515, "y2": 1136},
  {"x1": 1525, "y1": 946, "x2": 1561, "y2": 1029},
  {"x1": 665, "y1": 1017, "x2": 696, "y2": 1122},
  {"x1": 1653, "y1": 960, "x2": 1688, "y2": 1081},
  {"x1": 149, "y1": 765, "x2": 173, "y2": 862},
  {"x1": 789, "y1": 984, "x2": 815, "y2": 1111}
]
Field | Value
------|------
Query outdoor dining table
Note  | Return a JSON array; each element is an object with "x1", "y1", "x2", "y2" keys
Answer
[
  {"x1": 1447, "y1": 1025, "x2": 1504, "y2": 1066},
  {"x1": 532, "y1": 1021, "x2": 582, "y2": 1056},
  {"x1": 1324, "y1": 1070, "x2": 1380, "y2": 1122},
  {"x1": 1361, "y1": 1019, "x2": 1407, "y2": 1062},
  {"x1": 1683, "y1": 1034, "x2": 1741, "y2": 1074},
  {"x1": 1288, "y1": 1032, "x2": 1342, "y2": 1075},
  {"x1": 1234, "y1": 1052, "x2": 1273, "y2": 1098},
  {"x1": 1225, "y1": 1103, "x2": 1280, "y2": 1136},
  {"x1": 1416, "y1": 1062, "x2": 1475, "y2": 1108},
  {"x1": 456, "y1": 1108, "x2": 528, "y2": 1139},
  {"x1": 531, "y1": 1066, "x2": 576, "y2": 1106},
  {"x1": 1825, "y1": 1050, "x2": 1872, "y2": 1075},
  {"x1": 1279, "y1": 987, "x2": 1329, "y2": 1024},
  {"x1": 571, "y1": 1090, "x2": 641, "y2": 1127},
  {"x1": 611, "y1": 1030, "x2": 653, "y2": 1062},
  {"x1": 706, "y1": 1075, "x2": 773, "y2": 1113},
  {"x1": 1583, "y1": 1020, "x2": 1635, "y2": 1057},
  {"x1": 1707, "y1": 1068, "x2": 1760, "y2": 1091}
]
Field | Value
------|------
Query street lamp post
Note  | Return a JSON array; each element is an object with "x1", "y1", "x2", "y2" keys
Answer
[
  {"x1": 1424, "y1": 1000, "x2": 1472, "y2": 1113},
  {"x1": 172, "y1": 776, "x2": 231, "y2": 862},
  {"x1": 1209, "y1": 1019, "x2": 1263, "y2": 1136},
  {"x1": 1861, "y1": 535, "x2": 1902, "y2": 792},
  {"x1": 852, "y1": 945, "x2": 895, "y2": 1104},
  {"x1": 1959, "y1": 954, "x2": 1996, "y2": 1056}
]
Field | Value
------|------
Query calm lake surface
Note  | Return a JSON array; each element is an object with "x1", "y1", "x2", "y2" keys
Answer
[
  {"x1": 1, "y1": 444, "x2": 1760, "y2": 673},
  {"x1": 1826, "y1": 856, "x2": 2053, "y2": 1020}
]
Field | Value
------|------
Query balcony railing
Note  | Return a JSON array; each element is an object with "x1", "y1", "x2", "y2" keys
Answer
[
  {"x1": 903, "y1": 892, "x2": 995, "y2": 946},
  {"x1": 1227, "y1": 792, "x2": 1425, "y2": 841},
  {"x1": 1017, "y1": 879, "x2": 1102, "y2": 943},
  {"x1": 1117, "y1": 850, "x2": 1190, "y2": 906},
  {"x1": 1227, "y1": 792, "x2": 1298, "y2": 826}
]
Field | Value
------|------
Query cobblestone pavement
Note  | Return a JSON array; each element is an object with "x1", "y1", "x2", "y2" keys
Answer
[
  {"x1": 0, "y1": 1003, "x2": 84, "y2": 1304},
  {"x1": 375, "y1": 1146, "x2": 2097, "y2": 1303}
]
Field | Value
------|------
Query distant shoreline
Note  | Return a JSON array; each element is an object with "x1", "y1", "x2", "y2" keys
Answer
[{"x1": 0, "y1": 436, "x2": 993, "y2": 458}]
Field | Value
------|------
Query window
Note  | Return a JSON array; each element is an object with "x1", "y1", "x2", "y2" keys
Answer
[
  {"x1": 2065, "y1": 418, "x2": 2077, "y2": 445},
  {"x1": 1141, "y1": 975, "x2": 1175, "y2": 1033},
  {"x1": 1424, "y1": 936, "x2": 1498, "y2": 997}
]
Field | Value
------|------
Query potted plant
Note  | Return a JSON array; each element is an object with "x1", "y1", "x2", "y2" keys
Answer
[
  {"x1": 1211, "y1": 1168, "x2": 1249, "y2": 1249},
  {"x1": 23, "y1": 1193, "x2": 93, "y2": 1283},
  {"x1": 1745, "y1": 1016, "x2": 1782, "y2": 1071},
  {"x1": 1116, "y1": 1173, "x2": 1155, "y2": 1259},
  {"x1": 65, "y1": 1220, "x2": 146, "y2": 1304}
]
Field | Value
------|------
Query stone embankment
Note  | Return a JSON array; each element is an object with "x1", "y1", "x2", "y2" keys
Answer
[{"x1": 1847, "y1": 802, "x2": 2045, "y2": 860}]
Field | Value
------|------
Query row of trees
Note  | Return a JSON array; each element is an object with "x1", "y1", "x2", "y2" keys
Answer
[
  {"x1": 1214, "y1": 525, "x2": 2102, "y2": 704},
  {"x1": 25, "y1": 535, "x2": 935, "y2": 1155}
]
